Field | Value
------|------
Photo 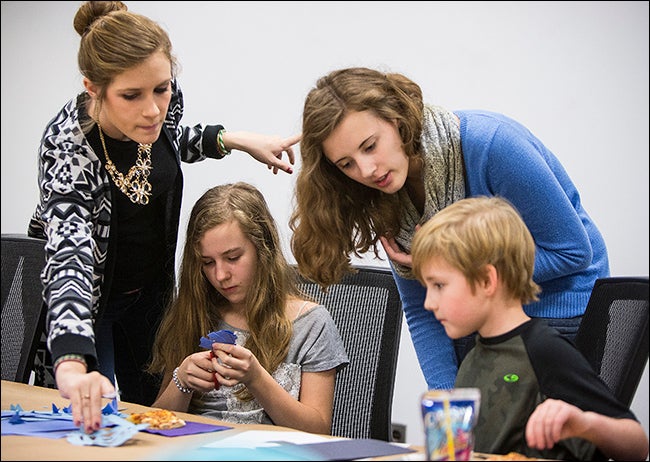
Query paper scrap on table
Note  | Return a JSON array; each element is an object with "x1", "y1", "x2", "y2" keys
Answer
[
  {"x1": 202, "y1": 429, "x2": 332, "y2": 448},
  {"x1": 144, "y1": 420, "x2": 232, "y2": 437},
  {"x1": 178, "y1": 431, "x2": 417, "y2": 461},
  {"x1": 291, "y1": 438, "x2": 417, "y2": 460}
]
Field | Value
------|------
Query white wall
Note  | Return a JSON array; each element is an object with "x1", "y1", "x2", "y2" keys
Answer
[{"x1": 2, "y1": 1, "x2": 648, "y2": 447}]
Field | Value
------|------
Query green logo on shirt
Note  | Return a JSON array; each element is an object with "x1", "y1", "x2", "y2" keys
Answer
[{"x1": 503, "y1": 373, "x2": 519, "y2": 383}]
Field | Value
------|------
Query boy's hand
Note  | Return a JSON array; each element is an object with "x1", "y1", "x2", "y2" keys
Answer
[{"x1": 526, "y1": 399, "x2": 589, "y2": 450}]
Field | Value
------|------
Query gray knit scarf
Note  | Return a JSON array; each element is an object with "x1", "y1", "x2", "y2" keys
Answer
[{"x1": 392, "y1": 104, "x2": 465, "y2": 279}]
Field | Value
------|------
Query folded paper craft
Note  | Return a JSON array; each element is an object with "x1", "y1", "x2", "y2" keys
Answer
[
  {"x1": 199, "y1": 329, "x2": 237, "y2": 349},
  {"x1": 1, "y1": 401, "x2": 230, "y2": 446},
  {"x1": 1, "y1": 400, "x2": 139, "y2": 445}
]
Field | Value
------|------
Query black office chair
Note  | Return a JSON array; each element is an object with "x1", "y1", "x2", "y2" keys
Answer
[
  {"x1": 574, "y1": 276, "x2": 649, "y2": 408},
  {"x1": 296, "y1": 265, "x2": 402, "y2": 442},
  {"x1": 1, "y1": 233, "x2": 47, "y2": 383}
]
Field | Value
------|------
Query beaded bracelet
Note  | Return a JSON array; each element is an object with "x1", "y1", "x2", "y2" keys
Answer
[
  {"x1": 217, "y1": 129, "x2": 231, "y2": 156},
  {"x1": 53, "y1": 354, "x2": 87, "y2": 374},
  {"x1": 172, "y1": 367, "x2": 193, "y2": 394}
]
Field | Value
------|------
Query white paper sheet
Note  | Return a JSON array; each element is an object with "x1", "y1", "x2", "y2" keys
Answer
[{"x1": 202, "y1": 429, "x2": 335, "y2": 448}]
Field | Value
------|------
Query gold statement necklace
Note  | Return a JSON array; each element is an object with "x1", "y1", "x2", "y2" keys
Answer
[{"x1": 97, "y1": 123, "x2": 153, "y2": 205}]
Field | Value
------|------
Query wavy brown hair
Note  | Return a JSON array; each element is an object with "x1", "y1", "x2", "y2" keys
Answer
[
  {"x1": 149, "y1": 182, "x2": 301, "y2": 401},
  {"x1": 289, "y1": 67, "x2": 425, "y2": 287},
  {"x1": 74, "y1": 1, "x2": 177, "y2": 130}
]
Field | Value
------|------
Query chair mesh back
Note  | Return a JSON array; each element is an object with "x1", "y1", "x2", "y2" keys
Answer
[
  {"x1": 574, "y1": 277, "x2": 649, "y2": 407},
  {"x1": 1, "y1": 234, "x2": 47, "y2": 383},
  {"x1": 298, "y1": 266, "x2": 402, "y2": 441}
]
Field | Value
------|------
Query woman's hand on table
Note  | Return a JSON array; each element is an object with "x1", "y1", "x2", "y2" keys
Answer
[{"x1": 55, "y1": 361, "x2": 116, "y2": 434}]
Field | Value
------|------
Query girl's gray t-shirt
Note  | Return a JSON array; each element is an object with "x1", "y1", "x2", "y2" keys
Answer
[{"x1": 189, "y1": 304, "x2": 349, "y2": 425}]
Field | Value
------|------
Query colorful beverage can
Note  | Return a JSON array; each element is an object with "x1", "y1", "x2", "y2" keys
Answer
[{"x1": 421, "y1": 388, "x2": 481, "y2": 461}]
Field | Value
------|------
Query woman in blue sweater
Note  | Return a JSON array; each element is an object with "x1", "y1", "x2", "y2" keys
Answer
[{"x1": 289, "y1": 67, "x2": 609, "y2": 390}]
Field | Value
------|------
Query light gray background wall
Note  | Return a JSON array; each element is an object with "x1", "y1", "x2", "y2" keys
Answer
[{"x1": 2, "y1": 1, "x2": 648, "y2": 447}]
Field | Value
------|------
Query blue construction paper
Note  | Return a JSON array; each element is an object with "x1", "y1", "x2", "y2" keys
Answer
[
  {"x1": 1, "y1": 401, "x2": 136, "y2": 446},
  {"x1": 1, "y1": 406, "x2": 76, "y2": 436},
  {"x1": 143, "y1": 420, "x2": 231, "y2": 437},
  {"x1": 10, "y1": 410, "x2": 73, "y2": 422},
  {"x1": 1, "y1": 419, "x2": 77, "y2": 437},
  {"x1": 2, "y1": 419, "x2": 79, "y2": 435},
  {"x1": 199, "y1": 330, "x2": 237, "y2": 349},
  {"x1": 291, "y1": 438, "x2": 417, "y2": 459}
]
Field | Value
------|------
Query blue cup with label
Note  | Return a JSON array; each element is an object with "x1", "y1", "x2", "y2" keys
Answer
[{"x1": 421, "y1": 388, "x2": 481, "y2": 461}]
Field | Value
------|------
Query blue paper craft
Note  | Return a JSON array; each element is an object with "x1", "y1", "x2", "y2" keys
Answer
[
  {"x1": 143, "y1": 420, "x2": 232, "y2": 437},
  {"x1": 199, "y1": 330, "x2": 237, "y2": 349},
  {"x1": 2, "y1": 405, "x2": 78, "y2": 438},
  {"x1": 59, "y1": 398, "x2": 120, "y2": 416},
  {"x1": 67, "y1": 415, "x2": 148, "y2": 447},
  {"x1": 1, "y1": 399, "x2": 135, "y2": 446}
]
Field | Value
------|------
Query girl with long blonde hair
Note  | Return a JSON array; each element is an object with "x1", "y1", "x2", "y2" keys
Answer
[{"x1": 150, "y1": 182, "x2": 348, "y2": 433}]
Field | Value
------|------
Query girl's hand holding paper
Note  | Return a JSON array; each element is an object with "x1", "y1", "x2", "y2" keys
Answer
[{"x1": 199, "y1": 330, "x2": 237, "y2": 389}]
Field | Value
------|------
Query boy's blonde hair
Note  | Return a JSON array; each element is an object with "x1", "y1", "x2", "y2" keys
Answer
[{"x1": 412, "y1": 196, "x2": 540, "y2": 304}]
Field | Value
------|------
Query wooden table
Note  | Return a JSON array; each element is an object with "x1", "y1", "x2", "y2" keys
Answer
[{"x1": 1, "y1": 380, "x2": 422, "y2": 461}]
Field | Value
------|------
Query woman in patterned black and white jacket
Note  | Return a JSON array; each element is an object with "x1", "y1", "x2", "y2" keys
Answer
[{"x1": 27, "y1": 1, "x2": 298, "y2": 434}]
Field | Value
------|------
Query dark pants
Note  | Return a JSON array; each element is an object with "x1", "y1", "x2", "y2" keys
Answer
[{"x1": 95, "y1": 279, "x2": 166, "y2": 406}]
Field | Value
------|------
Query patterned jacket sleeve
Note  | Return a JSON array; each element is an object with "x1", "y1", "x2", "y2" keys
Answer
[
  {"x1": 30, "y1": 96, "x2": 106, "y2": 368},
  {"x1": 166, "y1": 79, "x2": 227, "y2": 163}
]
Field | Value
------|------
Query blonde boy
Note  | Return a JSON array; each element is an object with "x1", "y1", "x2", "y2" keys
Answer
[{"x1": 411, "y1": 196, "x2": 648, "y2": 461}]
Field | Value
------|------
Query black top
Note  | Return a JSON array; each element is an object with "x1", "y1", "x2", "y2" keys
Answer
[
  {"x1": 455, "y1": 318, "x2": 636, "y2": 460},
  {"x1": 86, "y1": 125, "x2": 178, "y2": 294}
]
